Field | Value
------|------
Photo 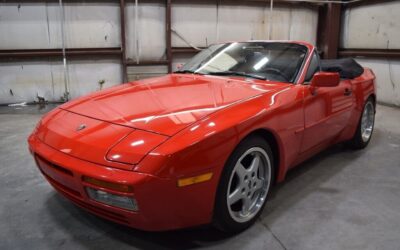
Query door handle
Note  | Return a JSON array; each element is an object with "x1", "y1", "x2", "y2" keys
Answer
[{"x1": 344, "y1": 88, "x2": 352, "y2": 96}]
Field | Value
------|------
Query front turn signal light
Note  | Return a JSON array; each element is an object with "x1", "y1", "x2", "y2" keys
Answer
[
  {"x1": 177, "y1": 172, "x2": 213, "y2": 187},
  {"x1": 83, "y1": 176, "x2": 133, "y2": 193}
]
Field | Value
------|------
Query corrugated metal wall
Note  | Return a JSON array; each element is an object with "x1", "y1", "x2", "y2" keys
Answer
[
  {"x1": 341, "y1": 2, "x2": 400, "y2": 106},
  {"x1": 168, "y1": 2, "x2": 318, "y2": 72},
  {"x1": 0, "y1": 2, "x2": 122, "y2": 104},
  {"x1": 0, "y1": 1, "x2": 318, "y2": 104}
]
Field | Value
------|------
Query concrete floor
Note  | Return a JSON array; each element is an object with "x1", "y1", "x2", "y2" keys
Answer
[{"x1": 0, "y1": 104, "x2": 399, "y2": 250}]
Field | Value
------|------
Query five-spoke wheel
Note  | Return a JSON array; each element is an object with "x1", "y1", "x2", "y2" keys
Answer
[
  {"x1": 227, "y1": 147, "x2": 271, "y2": 223},
  {"x1": 214, "y1": 135, "x2": 274, "y2": 233}
]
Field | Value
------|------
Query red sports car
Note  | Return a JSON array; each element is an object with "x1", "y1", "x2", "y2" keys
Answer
[{"x1": 28, "y1": 41, "x2": 376, "y2": 232}]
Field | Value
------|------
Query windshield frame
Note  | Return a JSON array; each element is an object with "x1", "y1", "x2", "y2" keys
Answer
[{"x1": 175, "y1": 41, "x2": 310, "y2": 84}]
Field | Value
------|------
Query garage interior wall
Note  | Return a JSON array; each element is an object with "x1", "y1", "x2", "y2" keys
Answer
[
  {"x1": 0, "y1": 2, "x2": 123, "y2": 104},
  {"x1": 341, "y1": 1, "x2": 400, "y2": 107},
  {"x1": 2, "y1": 1, "x2": 399, "y2": 107},
  {"x1": 0, "y1": 1, "x2": 318, "y2": 104}
]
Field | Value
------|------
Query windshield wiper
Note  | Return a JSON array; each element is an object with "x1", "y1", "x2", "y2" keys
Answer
[{"x1": 207, "y1": 71, "x2": 267, "y2": 80}]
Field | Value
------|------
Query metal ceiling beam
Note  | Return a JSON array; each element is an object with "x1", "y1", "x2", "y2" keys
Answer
[
  {"x1": 126, "y1": 60, "x2": 169, "y2": 66},
  {"x1": 338, "y1": 48, "x2": 400, "y2": 59},
  {"x1": 345, "y1": 0, "x2": 398, "y2": 8},
  {"x1": 0, "y1": 47, "x2": 122, "y2": 59},
  {"x1": 166, "y1": 0, "x2": 172, "y2": 73},
  {"x1": 171, "y1": 47, "x2": 205, "y2": 54},
  {"x1": 120, "y1": 0, "x2": 128, "y2": 82},
  {"x1": 316, "y1": 3, "x2": 341, "y2": 59}
]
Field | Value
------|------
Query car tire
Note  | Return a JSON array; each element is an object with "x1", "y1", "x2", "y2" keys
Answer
[
  {"x1": 213, "y1": 135, "x2": 275, "y2": 233},
  {"x1": 349, "y1": 97, "x2": 375, "y2": 149}
]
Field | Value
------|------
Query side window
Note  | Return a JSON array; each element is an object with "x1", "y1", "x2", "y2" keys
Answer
[{"x1": 304, "y1": 51, "x2": 321, "y2": 83}]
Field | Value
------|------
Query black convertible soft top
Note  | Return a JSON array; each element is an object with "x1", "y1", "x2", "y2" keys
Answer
[{"x1": 320, "y1": 58, "x2": 364, "y2": 79}]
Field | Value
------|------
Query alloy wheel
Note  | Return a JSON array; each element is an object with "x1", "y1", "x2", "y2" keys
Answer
[
  {"x1": 226, "y1": 147, "x2": 272, "y2": 223},
  {"x1": 361, "y1": 102, "x2": 375, "y2": 142}
]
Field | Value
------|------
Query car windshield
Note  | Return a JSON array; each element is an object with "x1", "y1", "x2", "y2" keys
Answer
[{"x1": 177, "y1": 42, "x2": 308, "y2": 83}]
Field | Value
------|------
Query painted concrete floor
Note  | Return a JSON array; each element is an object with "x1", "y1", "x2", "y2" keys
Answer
[{"x1": 0, "y1": 104, "x2": 399, "y2": 250}]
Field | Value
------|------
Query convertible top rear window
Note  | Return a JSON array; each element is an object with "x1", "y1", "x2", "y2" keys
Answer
[
  {"x1": 179, "y1": 42, "x2": 308, "y2": 83},
  {"x1": 321, "y1": 58, "x2": 364, "y2": 79}
]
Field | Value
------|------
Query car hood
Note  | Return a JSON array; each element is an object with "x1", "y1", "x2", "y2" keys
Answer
[
  {"x1": 34, "y1": 108, "x2": 169, "y2": 170},
  {"x1": 61, "y1": 74, "x2": 287, "y2": 136}
]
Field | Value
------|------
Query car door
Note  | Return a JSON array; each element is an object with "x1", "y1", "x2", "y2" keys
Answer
[{"x1": 300, "y1": 52, "x2": 355, "y2": 153}]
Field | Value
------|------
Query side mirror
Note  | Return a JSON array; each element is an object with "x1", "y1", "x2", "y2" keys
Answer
[{"x1": 311, "y1": 72, "x2": 340, "y2": 87}]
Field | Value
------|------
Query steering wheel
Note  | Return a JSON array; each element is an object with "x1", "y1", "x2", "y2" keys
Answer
[{"x1": 264, "y1": 68, "x2": 290, "y2": 82}]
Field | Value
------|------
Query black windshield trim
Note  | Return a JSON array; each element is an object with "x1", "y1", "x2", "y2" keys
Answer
[{"x1": 177, "y1": 42, "x2": 310, "y2": 84}]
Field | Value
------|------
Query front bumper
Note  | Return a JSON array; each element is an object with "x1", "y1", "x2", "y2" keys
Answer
[{"x1": 28, "y1": 134, "x2": 214, "y2": 231}]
